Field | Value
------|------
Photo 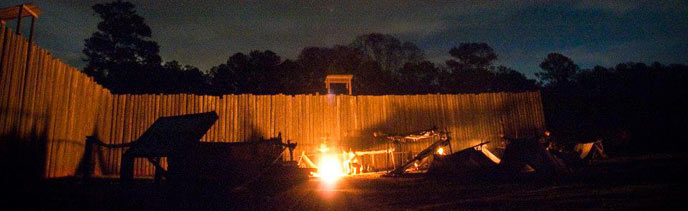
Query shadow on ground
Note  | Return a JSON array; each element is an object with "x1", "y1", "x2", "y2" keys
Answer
[{"x1": 4, "y1": 153, "x2": 687, "y2": 210}]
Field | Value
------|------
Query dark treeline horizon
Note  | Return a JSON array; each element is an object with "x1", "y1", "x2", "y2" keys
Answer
[
  {"x1": 81, "y1": 1, "x2": 542, "y2": 96},
  {"x1": 78, "y1": 1, "x2": 688, "y2": 154}
]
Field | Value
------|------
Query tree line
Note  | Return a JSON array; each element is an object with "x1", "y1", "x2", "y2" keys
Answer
[
  {"x1": 539, "y1": 60, "x2": 688, "y2": 154},
  {"x1": 81, "y1": 1, "x2": 688, "y2": 154},
  {"x1": 82, "y1": 1, "x2": 538, "y2": 95}
]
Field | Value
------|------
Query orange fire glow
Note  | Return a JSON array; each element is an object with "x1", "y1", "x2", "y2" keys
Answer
[
  {"x1": 437, "y1": 147, "x2": 445, "y2": 155},
  {"x1": 313, "y1": 143, "x2": 344, "y2": 183}
]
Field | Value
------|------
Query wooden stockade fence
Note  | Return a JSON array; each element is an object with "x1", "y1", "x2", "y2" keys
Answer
[
  {"x1": 0, "y1": 21, "x2": 112, "y2": 178},
  {"x1": 0, "y1": 21, "x2": 546, "y2": 178}
]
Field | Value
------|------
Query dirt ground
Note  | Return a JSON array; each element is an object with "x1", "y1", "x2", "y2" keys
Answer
[{"x1": 3, "y1": 153, "x2": 686, "y2": 210}]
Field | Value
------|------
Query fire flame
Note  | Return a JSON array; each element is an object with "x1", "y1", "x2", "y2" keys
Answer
[
  {"x1": 314, "y1": 143, "x2": 344, "y2": 183},
  {"x1": 318, "y1": 155, "x2": 343, "y2": 182},
  {"x1": 437, "y1": 147, "x2": 445, "y2": 155},
  {"x1": 309, "y1": 142, "x2": 366, "y2": 183}
]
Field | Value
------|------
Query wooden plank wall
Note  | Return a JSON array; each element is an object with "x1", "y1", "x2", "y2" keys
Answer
[
  {"x1": 89, "y1": 92, "x2": 546, "y2": 176},
  {"x1": 0, "y1": 21, "x2": 113, "y2": 178},
  {"x1": 0, "y1": 22, "x2": 546, "y2": 178}
]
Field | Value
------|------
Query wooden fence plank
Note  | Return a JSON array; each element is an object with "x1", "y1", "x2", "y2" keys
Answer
[{"x1": 0, "y1": 22, "x2": 546, "y2": 178}]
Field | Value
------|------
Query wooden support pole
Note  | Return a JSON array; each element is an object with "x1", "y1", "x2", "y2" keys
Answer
[
  {"x1": 347, "y1": 82, "x2": 352, "y2": 95},
  {"x1": 24, "y1": 16, "x2": 34, "y2": 74},
  {"x1": 15, "y1": 5, "x2": 22, "y2": 34},
  {"x1": 386, "y1": 142, "x2": 389, "y2": 169},
  {"x1": 27, "y1": 16, "x2": 34, "y2": 46},
  {"x1": 0, "y1": 20, "x2": 7, "y2": 74},
  {"x1": 448, "y1": 137, "x2": 453, "y2": 154}
]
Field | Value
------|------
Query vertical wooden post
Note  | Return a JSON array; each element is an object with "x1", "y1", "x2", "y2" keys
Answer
[
  {"x1": 15, "y1": 5, "x2": 22, "y2": 34},
  {"x1": 26, "y1": 15, "x2": 34, "y2": 63},
  {"x1": 23, "y1": 16, "x2": 35, "y2": 85},
  {"x1": 347, "y1": 82, "x2": 352, "y2": 95},
  {"x1": 386, "y1": 141, "x2": 389, "y2": 169}
]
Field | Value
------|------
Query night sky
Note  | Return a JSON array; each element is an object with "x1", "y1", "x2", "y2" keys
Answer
[{"x1": 2, "y1": 0, "x2": 687, "y2": 78}]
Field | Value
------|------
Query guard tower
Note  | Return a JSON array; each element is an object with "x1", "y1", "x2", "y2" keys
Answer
[
  {"x1": 0, "y1": 3, "x2": 42, "y2": 72},
  {"x1": 324, "y1": 74, "x2": 353, "y2": 95},
  {"x1": 1, "y1": 3, "x2": 41, "y2": 42}
]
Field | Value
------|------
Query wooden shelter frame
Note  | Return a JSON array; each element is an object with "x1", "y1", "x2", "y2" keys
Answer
[{"x1": 324, "y1": 74, "x2": 353, "y2": 95}]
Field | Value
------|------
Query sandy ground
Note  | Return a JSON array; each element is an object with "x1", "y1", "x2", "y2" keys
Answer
[
  {"x1": 262, "y1": 155, "x2": 685, "y2": 210},
  {"x1": 3, "y1": 154, "x2": 686, "y2": 210}
]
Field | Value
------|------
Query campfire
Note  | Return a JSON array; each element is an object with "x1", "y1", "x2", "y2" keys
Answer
[
  {"x1": 299, "y1": 142, "x2": 374, "y2": 183},
  {"x1": 314, "y1": 143, "x2": 344, "y2": 183},
  {"x1": 437, "y1": 147, "x2": 446, "y2": 155}
]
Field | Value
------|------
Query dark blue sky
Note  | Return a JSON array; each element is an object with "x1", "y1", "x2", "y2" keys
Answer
[{"x1": 3, "y1": 0, "x2": 687, "y2": 78}]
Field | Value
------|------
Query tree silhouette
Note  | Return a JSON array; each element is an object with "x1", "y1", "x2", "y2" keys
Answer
[
  {"x1": 209, "y1": 51, "x2": 283, "y2": 94},
  {"x1": 441, "y1": 43, "x2": 538, "y2": 93},
  {"x1": 536, "y1": 53, "x2": 579, "y2": 85},
  {"x1": 350, "y1": 33, "x2": 424, "y2": 74},
  {"x1": 208, "y1": 55, "x2": 240, "y2": 94},
  {"x1": 82, "y1": 0, "x2": 162, "y2": 93},
  {"x1": 538, "y1": 59, "x2": 688, "y2": 154},
  {"x1": 161, "y1": 61, "x2": 209, "y2": 93},
  {"x1": 397, "y1": 61, "x2": 440, "y2": 94},
  {"x1": 446, "y1": 43, "x2": 497, "y2": 70},
  {"x1": 295, "y1": 47, "x2": 336, "y2": 93},
  {"x1": 295, "y1": 45, "x2": 394, "y2": 94},
  {"x1": 492, "y1": 66, "x2": 539, "y2": 92},
  {"x1": 274, "y1": 59, "x2": 307, "y2": 94},
  {"x1": 443, "y1": 43, "x2": 498, "y2": 93}
]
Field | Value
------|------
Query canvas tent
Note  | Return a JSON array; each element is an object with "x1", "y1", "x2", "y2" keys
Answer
[
  {"x1": 427, "y1": 145, "x2": 501, "y2": 177},
  {"x1": 549, "y1": 140, "x2": 608, "y2": 168},
  {"x1": 498, "y1": 137, "x2": 568, "y2": 176},
  {"x1": 574, "y1": 141, "x2": 607, "y2": 161}
]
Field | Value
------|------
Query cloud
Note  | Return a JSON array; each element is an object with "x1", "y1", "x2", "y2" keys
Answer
[
  {"x1": 575, "y1": 0, "x2": 643, "y2": 15},
  {"x1": 1, "y1": 0, "x2": 686, "y2": 78},
  {"x1": 559, "y1": 39, "x2": 688, "y2": 68},
  {"x1": 575, "y1": 0, "x2": 688, "y2": 15}
]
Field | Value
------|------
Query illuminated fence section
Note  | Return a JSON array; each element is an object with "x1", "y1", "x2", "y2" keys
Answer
[
  {"x1": 0, "y1": 21, "x2": 546, "y2": 178},
  {"x1": 0, "y1": 21, "x2": 113, "y2": 178},
  {"x1": 95, "y1": 92, "x2": 546, "y2": 175}
]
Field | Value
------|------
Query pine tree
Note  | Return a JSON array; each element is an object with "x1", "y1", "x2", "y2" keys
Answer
[{"x1": 82, "y1": 0, "x2": 162, "y2": 93}]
